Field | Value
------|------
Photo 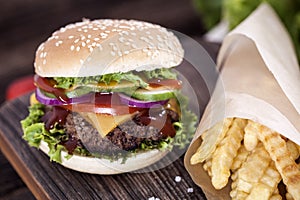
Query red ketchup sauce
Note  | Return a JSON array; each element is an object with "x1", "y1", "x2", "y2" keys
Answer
[{"x1": 135, "y1": 108, "x2": 176, "y2": 138}]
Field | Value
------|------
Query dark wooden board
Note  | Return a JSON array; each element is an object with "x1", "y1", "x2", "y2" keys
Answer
[{"x1": 0, "y1": 94, "x2": 207, "y2": 200}]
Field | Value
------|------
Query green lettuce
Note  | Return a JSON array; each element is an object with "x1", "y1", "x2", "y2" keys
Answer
[
  {"x1": 53, "y1": 68, "x2": 177, "y2": 90},
  {"x1": 194, "y1": 0, "x2": 300, "y2": 59},
  {"x1": 21, "y1": 103, "x2": 90, "y2": 163}
]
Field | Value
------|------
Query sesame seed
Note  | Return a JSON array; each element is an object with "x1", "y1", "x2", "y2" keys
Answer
[
  {"x1": 43, "y1": 59, "x2": 47, "y2": 65},
  {"x1": 146, "y1": 31, "x2": 150, "y2": 35},
  {"x1": 124, "y1": 50, "x2": 129, "y2": 55},
  {"x1": 83, "y1": 29, "x2": 88, "y2": 33},
  {"x1": 96, "y1": 43, "x2": 103, "y2": 51},
  {"x1": 81, "y1": 36, "x2": 86, "y2": 40},
  {"x1": 86, "y1": 39, "x2": 91, "y2": 43},
  {"x1": 70, "y1": 45, "x2": 75, "y2": 51},
  {"x1": 54, "y1": 36, "x2": 59, "y2": 39},
  {"x1": 125, "y1": 42, "x2": 130, "y2": 46},
  {"x1": 100, "y1": 33, "x2": 108, "y2": 38},
  {"x1": 157, "y1": 35, "x2": 163, "y2": 42},
  {"x1": 37, "y1": 44, "x2": 45, "y2": 51},
  {"x1": 118, "y1": 37, "x2": 125, "y2": 43},
  {"x1": 76, "y1": 46, "x2": 80, "y2": 51},
  {"x1": 94, "y1": 38, "x2": 100, "y2": 41},
  {"x1": 93, "y1": 27, "x2": 99, "y2": 31},
  {"x1": 68, "y1": 35, "x2": 74, "y2": 39},
  {"x1": 89, "y1": 47, "x2": 93, "y2": 52},
  {"x1": 104, "y1": 30, "x2": 110, "y2": 33},
  {"x1": 80, "y1": 59, "x2": 84, "y2": 64},
  {"x1": 122, "y1": 31, "x2": 129, "y2": 35},
  {"x1": 110, "y1": 51, "x2": 116, "y2": 56},
  {"x1": 87, "y1": 34, "x2": 92, "y2": 38},
  {"x1": 158, "y1": 43, "x2": 164, "y2": 49},
  {"x1": 81, "y1": 42, "x2": 86, "y2": 47},
  {"x1": 187, "y1": 188, "x2": 193, "y2": 193},
  {"x1": 113, "y1": 46, "x2": 118, "y2": 51},
  {"x1": 74, "y1": 38, "x2": 80, "y2": 43},
  {"x1": 131, "y1": 44, "x2": 137, "y2": 49},
  {"x1": 119, "y1": 25, "x2": 130, "y2": 29},
  {"x1": 77, "y1": 28, "x2": 82, "y2": 31},
  {"x1": 117, "y1": 51, "x2": 122, "y2": 56}
]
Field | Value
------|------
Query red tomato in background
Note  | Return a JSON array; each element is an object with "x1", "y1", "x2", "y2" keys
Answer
[{"x1": 6, "y1": 75, "x2": 35, "y2": 100}]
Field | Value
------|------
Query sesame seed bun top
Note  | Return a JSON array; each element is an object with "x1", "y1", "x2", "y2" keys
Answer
[{"x1": 34, "y1": 19, "x2": 184, "y2": 77}]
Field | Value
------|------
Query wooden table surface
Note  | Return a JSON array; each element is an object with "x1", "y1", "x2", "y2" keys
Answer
[{"x1": 0, "y1": 1, "x2": 219, "y2": 199}]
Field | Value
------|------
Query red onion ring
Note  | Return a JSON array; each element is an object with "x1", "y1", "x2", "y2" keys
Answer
[{"x1": 35, "y1": 88, "x2": 94, "y2": 105}]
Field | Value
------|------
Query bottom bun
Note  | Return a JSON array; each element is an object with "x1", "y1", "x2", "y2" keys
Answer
[{"x1": 39, "y1": 141, "x2": 168, "y2": 174}]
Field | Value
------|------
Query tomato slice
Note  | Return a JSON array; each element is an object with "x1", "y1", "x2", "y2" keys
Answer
[
  {"x1": 148, "y1": 79, "x2": 182, "y2": 89},
  {"x1": 34, "y1": 75, "x2": 69, "y2": 103}
]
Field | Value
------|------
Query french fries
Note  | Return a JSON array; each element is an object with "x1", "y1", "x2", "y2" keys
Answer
[
  {"x1": 191, "y1": 118, "x2": 300, "y2": 200},
  {"x1": 190, "y1": 118, "x2": 233, "y2": 164},
  {"x1": 211, "y1": 118, "x2": 247, "y2": 189},
  {"x1": 257, "y1": 125, "x2": 300, "y2": 199}
]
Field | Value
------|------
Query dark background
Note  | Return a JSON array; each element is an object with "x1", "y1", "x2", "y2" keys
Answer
[{"x1": 0, "y1": 0, "x2": 210, "y2": 199}]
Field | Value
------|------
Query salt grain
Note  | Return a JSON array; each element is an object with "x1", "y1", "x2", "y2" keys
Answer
[
  {"x1": 187, "y1": 188, "x2": 194, "y2": 193},
  {"x1": 175, "y1": 176, "x2": 182, "y2": 183}
]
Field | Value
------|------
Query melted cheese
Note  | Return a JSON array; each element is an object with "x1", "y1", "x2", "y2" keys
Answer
[{"x1": 80, "y1": 112, "x2": 134, "y2": 137}]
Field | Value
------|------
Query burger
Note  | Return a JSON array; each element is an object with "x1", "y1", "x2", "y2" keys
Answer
[{"x1": 21, "y1": 19, "x2": 197, "y2": 174}]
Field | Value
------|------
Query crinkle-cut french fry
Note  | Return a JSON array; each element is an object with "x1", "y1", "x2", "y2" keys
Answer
[
  {"x1": 286, "y1": 192, "x2": 294, "y2": 200},
  {"x1": 230, "y1": 143, "x2": 272, "y2": 199},
  {"x1": 286, "y1": 140, "x2": 300, "y2": 160},
  {"x1": 255, "y1": 123, "x2": 300, "y2": 200},
  {"x1": 230, "y1": 172, "x2": 251, "y2": 200},
  {"x1": 297, "y1": 143, "x2": 300, "y2": 156},
  {"x1": 231, "y1": 145, "x2": 250, "y2": 171},
  {"x1": 190, "y1": 118, "x2": 233, "y2": 164},
  {"x1": 247, "y1": 162, "x2": 281, "y2": 200},
  {"x1": 259, "y1": 162, "x2": 281, "y2": 189},
  {"x1": 269, "y1": 187, "x2": 282, "y2": 200},
  {"x1": 244, "y1": 124, "x2": 258, "y2": 151},
  {"x1": 246, "y1": 183, "x2": 273, "y2": 200},
  {"x1": 203, "y1": 158, "x2": 212, "y2": 177},
  {"x1": 270, "y1": 194, "x2": 282, "y2": 200},
  {"x1": 211, "y1": 118, "x2": 247, "y2": 189}
]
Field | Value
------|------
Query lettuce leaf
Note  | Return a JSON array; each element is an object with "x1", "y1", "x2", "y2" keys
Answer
[
  {"x1": 21, "y1": 103, "x2": 89, "y2": 163},
  {"x1": 52, "y1": 68, "x2": 177, "y2": 90}
]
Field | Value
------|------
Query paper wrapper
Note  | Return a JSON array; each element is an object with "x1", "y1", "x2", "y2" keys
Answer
[{"x1": 184, "y1": 3, "x2": 300, "y2": 199}]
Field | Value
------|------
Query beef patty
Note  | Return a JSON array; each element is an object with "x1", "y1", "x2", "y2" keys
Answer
[{"x1": 64, "y1": 109, "x2": 179, "y2": 155}]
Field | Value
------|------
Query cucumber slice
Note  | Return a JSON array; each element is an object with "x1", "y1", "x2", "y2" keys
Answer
[{"x1": 131, "y1": 88, "x2": 176, "y2": 101}]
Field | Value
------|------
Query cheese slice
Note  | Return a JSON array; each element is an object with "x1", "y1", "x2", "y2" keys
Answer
[{"x1": 80, "y1": 112, "x2": 135, "y2": 137}]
